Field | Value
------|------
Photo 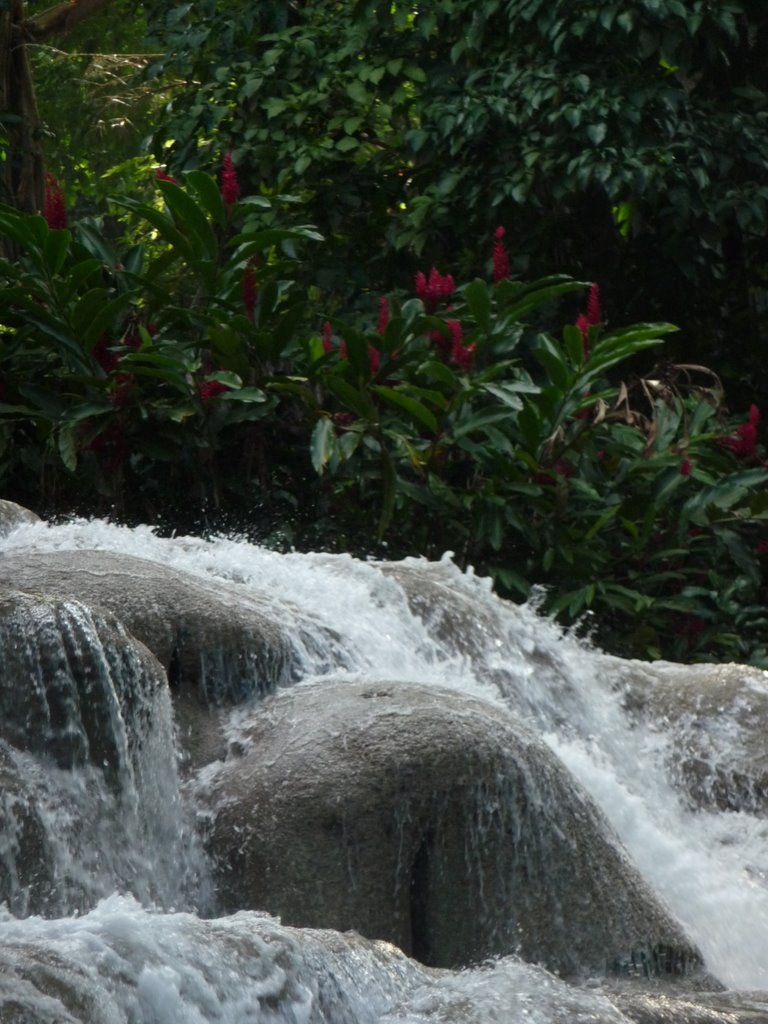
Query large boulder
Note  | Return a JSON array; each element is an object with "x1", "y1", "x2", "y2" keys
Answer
[
  {"x1": 0, "y1": 591, "x2": 202, "y2": 915},
  {"x1": 198, "y1": 679, "x2": 702, "y2": 976},
  {"x1": 0, "y1": 499, "x2": 40, "y2": 538},
  {"x1": 0, "y1": 549, "x2": 347, "y2": 707},
  {"x1": 614, "y1": 659, "x2": 768, "y2": 813},
  {"x1": 0, "y1": 591, "x2": 163, "y2": 779}
]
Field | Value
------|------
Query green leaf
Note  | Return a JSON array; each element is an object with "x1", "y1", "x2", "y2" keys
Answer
[
  {"x1": 43, "y1": 229, "x2": 72, "y2": 276},
  {"x1": 534, "y1": 333, "x2": 570, "y2": 390},
  {"x1": 57, "y1": 423, "x2": 78, "y2": 472},
  {"x1": 156, "y1": 179, "x2": 219, "y2": 263},
  {"x1": 463, "y1": 278, "x2": 492, "y2": 333},
  {"x1": 184, "y1": 170, "x2": 227, "y2": 227},
  {"x1": 311, "y1": 416, "x2": 336, "y2": 474},
  {"x1": 374, "y1": 386, "x2": 439, "y2": 434}
]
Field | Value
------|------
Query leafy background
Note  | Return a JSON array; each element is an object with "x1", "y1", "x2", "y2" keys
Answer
[{"x1": 1, "y1": 0, "x2": 766, "y2": 665}]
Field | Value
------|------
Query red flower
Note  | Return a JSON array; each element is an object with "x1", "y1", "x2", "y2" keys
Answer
[
  {"x1": 449, "y1": 320, "x2": 475, "y2": 371},
  {"x1": 576, "y1": 314, "x2": 591, "y2": 358},
  {"x1": 368, "y1": 345, "x2": 381, "y2": 375},
  {"x1": 155, "y1": 167, "x2": 177, "y2": 185},
  {"x1": 198, "y1": 376, "x2": 230, "y2": 401},
  {"x1": 586, "y1": 283, "x2": 602, "y2": 326},
  {"x1": 322, "y1": 320, "x2": 333, "y2": 353},
  {"x1": 430, "y1": 327, "x2": 451, "y2": 359},
  {"x1": 576, "y1": 284, "x2": 602, "y2": 359},
  {"x1": 220, "y1": 151, "x2": 239, "y2": 209},
  {"x1": 43, "y1": 175, "x2": 67, "y2": 230},
  {"x1": 492, "y1": 226, "x2": 510, "y2": 283},
  {"x1": 722, "y1": 404, "x2": 760, "y2": 459},
  {"x1": 93, "y1": 334, "x2": 120, "y2": 373},
  {"x1": 680, "y1": 458, "x2": 693, "y2": 477},
  {"x1": 377, "y1": 296, "x2": 390, "y2": 337},
  {"x1": 415, "y1": 267, "x2": 455, "y2": 313},
  {"x1": 243, "y1": 257, "x2": 258, "y2": 322}
]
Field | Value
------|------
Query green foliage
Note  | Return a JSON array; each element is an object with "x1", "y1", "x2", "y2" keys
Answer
[
  {"x1": 305, "y1": 277, "x2": 768, "y2": 666},
  {"x1": 0, "y1": 169, "x2": 321, "y2": 521},
  {"x1": 142, "y1": 0, "x2": 768, "y2": 390},
  {"x1": 0, "y1": 172, "x2": 766, "y2": 666}
]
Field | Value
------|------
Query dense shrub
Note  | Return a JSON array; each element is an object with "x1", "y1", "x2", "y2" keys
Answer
[
  {"x1": 142, "y1": 0, "x2": 768, "y2": 401},
  {"x1": 0, "y1": 167, "x2": 766, "y2": 664}
]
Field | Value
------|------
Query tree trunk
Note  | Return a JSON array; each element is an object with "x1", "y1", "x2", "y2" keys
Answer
[
  {"x1": 0, "y1": 0, "x2": 44, "y2": 213},
  {"x1": 0, "y1": 0, "x2": 116, "y2": 215}
]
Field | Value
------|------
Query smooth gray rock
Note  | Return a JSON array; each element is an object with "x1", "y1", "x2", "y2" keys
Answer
[
  {"x1": 615, "y1": 659, "x2": 768, "y2": 813},
  {"x1": 0, "y1": 549, "x2": 347, "y2": 707},
  {"x1": 0, "y1": 590, "x2": 163, "y2": 777},
  {"x1": 199, "y1": 679, "x2": 702, "y2": 976},
  {"x1": 0, "y1": 499, "x2": 40, "y2": 538}
]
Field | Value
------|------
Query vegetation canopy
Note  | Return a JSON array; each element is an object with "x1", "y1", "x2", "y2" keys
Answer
[{"x1": 0, "y1": 0, "x2": 765, "y2": 665}]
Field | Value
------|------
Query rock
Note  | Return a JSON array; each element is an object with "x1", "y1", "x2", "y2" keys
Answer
[
  {"x1": 0, "y1": 591, "x2": 203, "y2": 915},
  {"x1": 199, "y1": 679, "x2": 702, "y2": 976},
  {"x1": 0, "y1": 740, "x2": 58, "y2": 917},
  {"x1": 609, "y1": 985, "x2": 768, "y2": 1023},
  {"x1": 614, "y1": 659, "x2": 768, "y2": 813},
  {"x1": 0, "y1": 591, "x2": 164, "y2": 778},
  {"x1": 0, "y1": 549, "x2": 347, "y2": 709},
  {"x1": 0, "y1": 499, "x2": 40, "y2": 538}
]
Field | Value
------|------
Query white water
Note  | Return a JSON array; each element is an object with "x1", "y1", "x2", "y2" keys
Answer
[{"x1": 2, "y1": 516, "x2": 768, "y2": 1019}]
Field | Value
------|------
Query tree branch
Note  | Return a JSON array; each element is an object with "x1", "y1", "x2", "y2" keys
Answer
[{"x1": 21, "y1": 0, "x2": 116, "y2": 43}]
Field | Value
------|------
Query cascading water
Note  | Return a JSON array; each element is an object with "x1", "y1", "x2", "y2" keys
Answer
[{"x1": 2, "y1": 515, "x2": 768, "y2": 1022}]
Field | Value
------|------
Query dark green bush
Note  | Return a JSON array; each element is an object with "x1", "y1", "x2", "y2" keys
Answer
[{"x1": 0, "y1": 168, "x2": 765, "y2": 665}]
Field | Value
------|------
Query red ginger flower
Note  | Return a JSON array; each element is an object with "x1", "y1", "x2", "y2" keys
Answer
[
  {"x1": 415, "y1": 267, "x2": 455, "y2": 313},
  {"x1": 449, "y1": 320, "x2": 475, "y2": 371},
  {"x1": 377, "y1": 296, "x2": 389, "y2": 337},
  {"x1": 322, "y1": 320, "x2": 333, "y2": 353},
  {"x1": 586, "y1": 283, "x2": 602, "y2": 326},
  {"x1": 723, "y1": 404, "x2": 760, "y2": 459},
  {"x1": 492, "y1": 226, "x2": 510, "y2": 283},
  {"x1": 243, "y1": 257, "x2": 258, "y2": 322},
  {"x1": 199, "y1": 378, "x2": 230, "y2": 402},
  {"x1": 44, "y1": 175, "x2": 67, "y2": 230},
  {"x1": 155, "y1": 167, "x2": 177, "y2": 185},
  {"x1": 680, "y1": 458, "x2": 693, "y2": 477},
  {"x1": 576, "y1": 283, "x2": 602, "y2": 358},
  {"x1": 220, "y1": 151, "x2": 239, "y2": 209}
]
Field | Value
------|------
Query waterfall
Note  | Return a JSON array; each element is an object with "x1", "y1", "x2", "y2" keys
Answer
[{"x1": 2, "y1": 515, "x2": 768, "y2": 1022}]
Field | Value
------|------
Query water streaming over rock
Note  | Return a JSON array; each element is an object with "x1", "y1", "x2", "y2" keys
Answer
[{"x1": 1, "y1": 515, "x2": 768, "y2": 1021}]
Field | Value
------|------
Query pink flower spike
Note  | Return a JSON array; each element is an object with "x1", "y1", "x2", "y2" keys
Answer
[
  {"x1": 576, "y1": 314, "x2": 590, "y2": 358},
  {"x1": 448, "y1": 319, "x2": 474, "y2": 371},
  {"x1": 680, "y1": 458, "x2": 693, "y2": 477},
  {"x1": 416, "y1": 267, "x2": 455, "y2": 313},
  {"x1": 587, "y1": 283, "x2": 602, "y2": 325},
  {"x1": 199, "y1": 377, "x2": 230, "y2": 402},
  {"x1": 377, "y1": 296, "x2": 389, "y2": 337},
  {"x1": 723, "y1": 404, "x2": 761, "y2": 459},
  {"x1": 322, "y1": 320, "x2": 333, "y2": 354},
  {"x1": 155, "y1": 167, "x2": 177, "y2": 185},
  {"x1": 493, "y1": 226, "x2": 510, "y2": 283},
  {"x1": 44, "y1": 175, "x2": 67, "y2": 230},
  {"x1": 220, "y1": 151, "x2": 239, "y2": 209},
  {"x1": 369, "y1": 345, "x2": 381, "y2": 375}
]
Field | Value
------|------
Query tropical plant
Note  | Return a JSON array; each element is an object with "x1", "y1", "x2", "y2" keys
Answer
[
  {"x1": 0, "y1": 169, "x2": 765, "y2": 665},
  {"x1": 142, "y1": 0, "x2": 768, "y2": 395}
]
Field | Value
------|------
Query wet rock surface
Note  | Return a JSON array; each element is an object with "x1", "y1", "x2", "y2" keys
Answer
[{"x1": 199, "y1": 678, "x2": 701, "y2": 976}]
